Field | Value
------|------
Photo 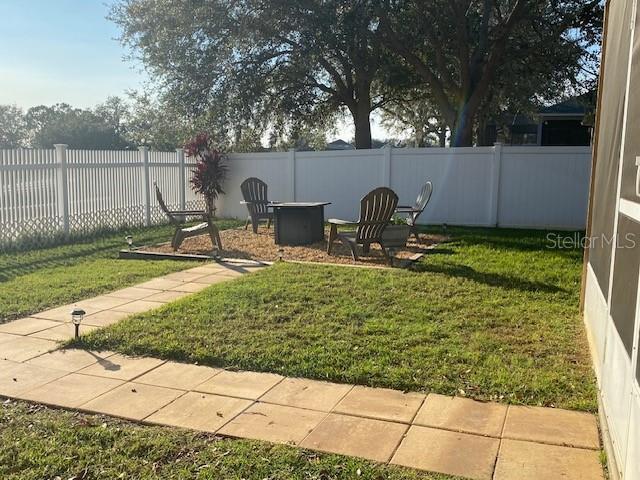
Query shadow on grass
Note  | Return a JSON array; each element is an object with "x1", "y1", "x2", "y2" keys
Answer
[
  {"x1": 0, "y1": 220, "x2": 243, "y2": 283},
  {"x1": 417, "y1": 261, "x2": 568, "y2": 294},
  {"x1": 0, "y1": 242, "x2": 126, "y2": 282}
]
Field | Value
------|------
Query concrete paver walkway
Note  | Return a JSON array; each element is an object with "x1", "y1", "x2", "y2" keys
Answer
[{"x1": 0, "y1": 261, "x2": 604, "y2": 480}]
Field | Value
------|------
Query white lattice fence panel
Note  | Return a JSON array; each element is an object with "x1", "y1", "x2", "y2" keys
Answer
[
  {"x1": 66, "y1": 150, "x2": 144, "y2": 234},
  {"x1": 0, "y1": 149, "x2": 61, "y2": 245},
  {"x1": 0, "y1": 148, "x2": 202, "y2": 248}
]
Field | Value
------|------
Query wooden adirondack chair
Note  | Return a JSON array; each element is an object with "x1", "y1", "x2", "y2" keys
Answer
[
  {"x1": 240, "y1": 177, "x2": 274, "y2": 234},
  {"x1": 154, "y1": 183, "x2": 222, "y2": 252},
  {"x1": 327, "y1": 187, "x2": 399, "y2": 264},
  {"x1": 396, "y1": 181, "x2": 433, "y2": 243}
]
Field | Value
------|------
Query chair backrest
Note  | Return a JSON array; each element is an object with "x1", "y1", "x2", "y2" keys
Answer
[
  {"x1": 153, "y1": 182, "x2": 184, "y2": 224},
  {"x1": 356, "y1": 187, "x2": 399, "y2": 243},
  {"x1": 413, "y1": 181, "x2": 433, "y2": 213},
  {"x1": 154, "y1": 182, "x2": 172, "y2": 217},
  {"x1": 241, "y1": 177, "x2": 270, "y2": 216}
]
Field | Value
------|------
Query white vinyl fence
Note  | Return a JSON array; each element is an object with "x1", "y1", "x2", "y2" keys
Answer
[
  {"x1": 218, "y1": 145, "x2": 592, "y2": 229},
  {"x1": 0, "y1": 144, "x2": 591, "y2": 247},
  {"x1": 0, "y1": 145, "x2": 204, "y2": 246}
]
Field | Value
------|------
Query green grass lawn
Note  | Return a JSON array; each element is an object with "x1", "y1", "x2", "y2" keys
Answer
[
  {"x1": 0, "y1": 400, "x2": 450, "y2": 480},
  {"x1": 0, "y1": 220, "x2": 241, "y2": 324},
  {"x1": 75, "y1": 227, "x2": 597, "y2": 412}
]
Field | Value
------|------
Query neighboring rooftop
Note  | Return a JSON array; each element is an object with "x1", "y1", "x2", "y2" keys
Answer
[
  {"x1": 539, "y1": 91, "x2": 596, "y2": 116},
  {"x1": 326, "y1": 139, "x2": 355, "y2": 151}
]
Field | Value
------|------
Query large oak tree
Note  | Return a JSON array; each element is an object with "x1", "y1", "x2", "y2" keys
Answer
[
  {"x1": 378, "y1": 0, "x2": 602, "y2": 146},
  {"x1": 111, "y1": 0, "x2": 399, "y2": 149}
]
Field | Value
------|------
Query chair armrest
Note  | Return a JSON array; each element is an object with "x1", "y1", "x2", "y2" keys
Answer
[
  {"x1": 167, "y1": 210, "x2": 207, "y2": 216},
  {"x1": 396, "y1": 205, "x2": 414, "y2": 210},
  {"x1": 328, "y1": 218, "x2": 357, "y2": 225},
  {"x1": 396, "y1": 207, "x2": 418, "y2": 214}
]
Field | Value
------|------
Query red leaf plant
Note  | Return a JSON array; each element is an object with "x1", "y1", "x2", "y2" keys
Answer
[{"x1": 185, "y1": 133, "x2": 229, "y2": 216}]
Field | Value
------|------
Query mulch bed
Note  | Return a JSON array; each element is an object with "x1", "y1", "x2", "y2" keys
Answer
[{"x1": 141, "y1": 226, "x2": 447, "y2": 267}]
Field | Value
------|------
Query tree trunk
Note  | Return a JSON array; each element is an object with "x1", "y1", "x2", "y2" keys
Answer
[
  {"x1": 439, "y1": 125, "x2": 447, "y2": 147},
  {"x1": 351, "y1": 103, "x2": 373, "y2": 149},
  {"x1": 451, "y1": 108, "x2": 475, "y2": 147},
  {"x1": 476, "y1": 117, "x2": 488, "y2": 146}
]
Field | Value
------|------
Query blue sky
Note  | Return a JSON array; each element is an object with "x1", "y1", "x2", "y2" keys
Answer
[{"x1": 0, "y1": 0, "x2": 145, "y2": 108}]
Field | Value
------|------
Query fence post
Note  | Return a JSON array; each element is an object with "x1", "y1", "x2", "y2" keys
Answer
[
  {"x1": 489, "y1": 142, "x2": 503, "y2": 227},
  {"x1": 177, "y1": 148, "x2": 186, "y2": 210},
  {"x1": 140, "y1": 146, "x2": 151, "y2": 226},
  {"x1": 381, "y1": 144, "x2": 392, "y2": 187},
  {"x1": 54, "y1": 144, "x2": 70, "y2": 235},
  {"x1": 288, "y1": 148, "x2": 296, "y2": 201}
]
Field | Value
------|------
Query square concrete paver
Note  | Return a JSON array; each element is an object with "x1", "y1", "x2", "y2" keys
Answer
[
  {"x1": 105, "y1": 287, "x2": 161, "y2": 300},
  {"x1": 300, "y1": 413, "x2": 407, "y2": 463},
  {"x1": 136, "y1": 278, "x2": 184, "y2": 291},
  {"x1": 80, "y1": 382, "x2": 184, "y2": 420},
  {"x1": 334, "y1": 385, "x2": 425, "y2": 423},
  {"x1": 0, "y1": 317, "x2": 61, "y2": 335},
  {"x1": 21, "y1": 373, "x2": 124, "y2": 408},
  {"x1": 27, "y1": 349, "x2": 114, "y2": 372},
  {"x1": 0, "y1": 359, "x2": 67, "y2": 397},
  {"x1": 143, "y1": 290, "x2": 191, "y2": 303},
  {"x1": 413, "y1": 394, "x2": 508, "y2": 437},
  {"x1": 391, "y1": 425, "x2": 500, "y2": 480},
  {"x1": 219, "y1": 402, "x2": 327, "y2": 445},
  {"x1": 503, "y1": 405, "x2": 600, "y2": 449},
  {"x1": 216, "y1": 268, "x2": 244, "y2": 277},
  {"x1": 77, "y1": 295, "x2": 133, "y2": 310},
  {"x1": 30, "y1": 323, "x2": 99, "y2": 341},
  {"x1": 136, "y1": 361, "x2": 220, "y2": 390},
  {"x1": 78, "y1": 354, "x2": 164, "y2": 381},
  {"x1": 0, "y1": 333, "x2": 20, "y2": 345},
  {"x1": 163, "y1": 271, "x2": 208, "y2": 282},
  {"x1": 33, "y1": 304, "x2": 101, "y2": 322},
  {"x1": 82, "y1": 310, "x2": 131, "y2": 327},
  {"x1": 1, "y1": 336, "x2": 58, "y2": 362},
  {"x1": 260, "y1": 378, "x2": 353, "y2": 412},
  {"x1": 193, "y1": 274, "x2": 231, "y2": 285},
  {"x1": 185, "y1": 265, "x2": 228, "y2": 275},
  {"x1": 196, "y1": 370, "x2": 283, "y2": 399},
  {"x1": 169, "y1": 282, "x2": 210, "y2": 293},
  {"x1": 112, "y1": 300, "x2": 165, "y2": 314},
  {"x1": 147, "y1": 391, "x2": 251, "y2": 431},
  {"x1": 494, "y1": 439, "x2": 603, "y2": 480}
]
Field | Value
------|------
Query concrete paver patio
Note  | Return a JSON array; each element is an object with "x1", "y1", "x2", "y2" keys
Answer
[
  {"x1": 0, "y1": 260, "x2": 604, "y2": 480},
  {"x1": 392, "y1": 425, "x2": 500, "y2": 480},
  {"x1": 300, "y1": 412, "x2": 409, "y2": 463},
  {"x1": 219, "y1": 402, "x2": 327, "y2": 444},
  {"x1": 413, "y1": 393, "x2": 508, "y2": 437}
]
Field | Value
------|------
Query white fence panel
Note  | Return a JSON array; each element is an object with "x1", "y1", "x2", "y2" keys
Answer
[
  {"x1": 296, "y1": 150, "x2": 384, "y2": 220},
  {"x1": 498, "y1": 146, "x2": 592, "y2": 229},
  {"x1": 390, "y1": 147, "x2": 495, "y2": 226},
  {"x1": 66, "y1": 149, "x2": 143, "y2": 233},
  {"x1": 0, "y1": 145, "x2": 592, "y2": 247},
  {"x1": 0, "y1": 149, "x2": 60, "y2": 244},
  {"x1": 217, "y1": 152, "x2": 290, "y2": 219}
]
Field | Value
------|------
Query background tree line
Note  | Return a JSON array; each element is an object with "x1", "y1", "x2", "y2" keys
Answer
[{"x1": 0, "y1": 94, "x2": 192, "y2": 150}]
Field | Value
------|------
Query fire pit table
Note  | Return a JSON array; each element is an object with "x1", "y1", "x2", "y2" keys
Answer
[{"x1": 271, "y1": 202, "x2": 331, "y2": 246}]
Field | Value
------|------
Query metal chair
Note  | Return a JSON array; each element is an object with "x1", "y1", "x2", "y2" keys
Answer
[
  {"x1": 240, "y1": 177, "x2": 274, "y2": 233},
  {"x1": 396, "y1": 181, "x2": 433, "y2": 243},
  {"x1": 327, "y1": 187, "x2": 399, "y2": 264}
]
